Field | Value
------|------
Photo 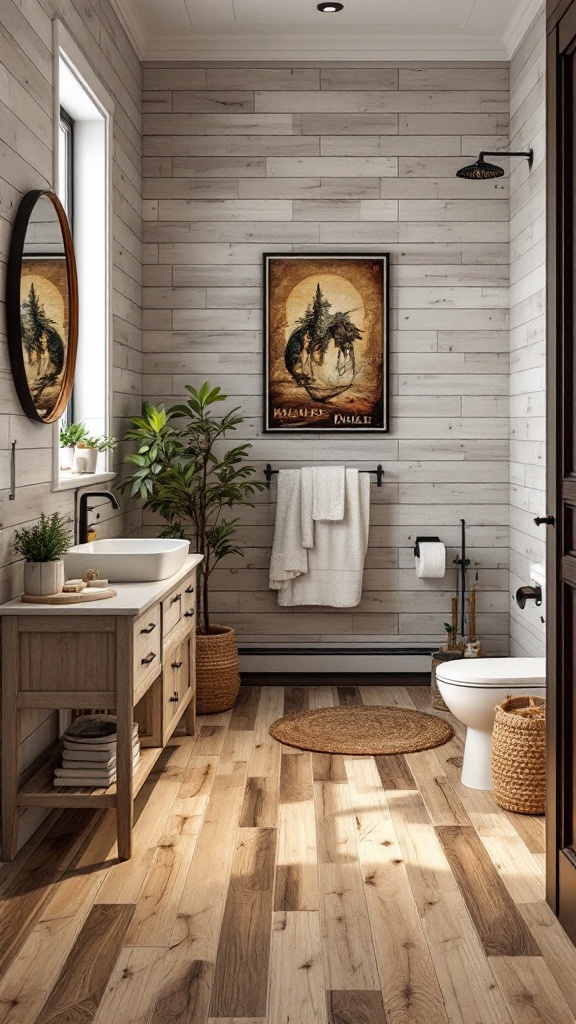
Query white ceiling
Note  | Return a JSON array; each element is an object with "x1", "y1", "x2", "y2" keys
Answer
[{"x1": 112, "y1": 0, "x2": 542, "y2": 61}]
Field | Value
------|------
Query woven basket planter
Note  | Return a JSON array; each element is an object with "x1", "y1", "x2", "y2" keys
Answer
[
  {"x1": 195, "y1": 625, "x2": 240, "y2": 714},
  {"x1": 492, "y1": 695, "x2": 546, "y2": 815}
]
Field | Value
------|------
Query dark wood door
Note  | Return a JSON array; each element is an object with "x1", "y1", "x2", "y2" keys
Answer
[{"x1": 547, "y1": 0, "x2": 576, "y2": 940}]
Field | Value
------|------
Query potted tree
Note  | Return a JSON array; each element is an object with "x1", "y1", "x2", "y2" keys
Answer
[
  {"x1": 14, "y1": 512, "x2": 72, "y2": 596},
  {"x1": 59, "y1": 422, "x2": 88, "y2": 470},
  {"x1": 75, "y1": 434, "x2": 116, "y2": 474},
  {"x1": 121, "y1": 382, "x2": 266, "y2": 712}
]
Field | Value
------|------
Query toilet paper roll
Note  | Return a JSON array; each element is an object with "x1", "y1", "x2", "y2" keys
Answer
[{"x1": 415, "y1": 542, "x2": 446, "y2": 579}]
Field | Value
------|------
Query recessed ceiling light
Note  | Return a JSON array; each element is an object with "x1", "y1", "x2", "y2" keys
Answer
[{"x1": 317, "y1": 2, "x2": 343, "y2": 11}]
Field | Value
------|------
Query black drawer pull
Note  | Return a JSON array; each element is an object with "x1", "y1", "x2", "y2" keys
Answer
[
  {"x1": 184, "y1": 611, "x2": 194, "y2": 618},
  {"x1": 185, "y1": 585, "x2": 194, "y2": 594},
  {"x1": 169, "y1": 691, "x2": 179, "y2": 702},
  {"x1": 140, "y1": 622, "x2": 156, "y2": 634},
  {"x1": 171, "y1": 594, "x2": 181, "y2": 605},
  {"x1": 171, "y1": 661, "x2": 183, "y2": 669},
  {"x1": 141, "y1": 652, "x2": 156, "y2": 666}
]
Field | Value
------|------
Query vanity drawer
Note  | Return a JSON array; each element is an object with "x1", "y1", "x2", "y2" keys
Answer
[
  {"x1": 163, "y1": 638, "x2": 190, "y2": 729},
  {"x1": 162, "y1": 574, "x2": 196, "y2": 647},
  {"x1": 134, "y1": 605, "x2": 161, "y2": 695},
  {"x1": 134, "y1": 604, "x2": 161, "y2": 655}
]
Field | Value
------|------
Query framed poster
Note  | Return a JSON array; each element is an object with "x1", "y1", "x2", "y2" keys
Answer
[{"x1": 263, "y1": 253, "x2": 389, "y2": 433}]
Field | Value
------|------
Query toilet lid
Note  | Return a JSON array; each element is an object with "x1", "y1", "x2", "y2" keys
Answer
[{"x1": 435, "y1": 657, "x2": 546, "y2": 688}]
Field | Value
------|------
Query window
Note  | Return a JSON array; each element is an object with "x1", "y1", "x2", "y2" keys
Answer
[{"x1": 53, "y1": 22, "x2": 114, "y2": 490}]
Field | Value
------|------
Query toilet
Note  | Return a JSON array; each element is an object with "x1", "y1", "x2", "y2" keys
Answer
[{"x1": 436, "y1": 657, "x2": 546, "y2": 790}]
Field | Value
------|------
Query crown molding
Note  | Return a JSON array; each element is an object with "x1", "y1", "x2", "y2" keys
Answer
[
  {"x1": 503, "y1": 0, "x2": 544, "y2": 58},
  {"x1": 109, "y1": 0, "x2": 147, "y2": 60},
  {"x1": 143, "y1": 32, "x2": 509, "y2": 62}
]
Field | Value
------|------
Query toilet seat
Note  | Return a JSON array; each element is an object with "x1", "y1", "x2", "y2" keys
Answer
[{"x1": 436, "y1": 657, "x2": 546, "y2": 689}]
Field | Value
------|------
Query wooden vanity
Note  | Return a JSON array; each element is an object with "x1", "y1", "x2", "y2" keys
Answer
[{"x1": 1, "y1": 553, "x2": 203, "y2": 861}]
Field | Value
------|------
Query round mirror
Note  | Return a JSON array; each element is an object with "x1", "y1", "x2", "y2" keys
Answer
[{"x1": 6, "y1": 190, "x2": 78, "y2": 424}]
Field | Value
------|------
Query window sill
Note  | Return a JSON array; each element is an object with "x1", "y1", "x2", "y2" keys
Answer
[{"x1": 53, "y1": 470, "x2": 116, "y2": 493}]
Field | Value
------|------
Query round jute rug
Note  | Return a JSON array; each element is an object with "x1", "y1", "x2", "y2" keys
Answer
[{"x1": 269, "y1": 705, "x2": 453, "y2": 755}]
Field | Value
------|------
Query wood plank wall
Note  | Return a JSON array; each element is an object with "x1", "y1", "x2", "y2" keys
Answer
[
  {"x1": 0, "y1": 0, "x2": 142, "y2": 850},
  {"x1": 509, "y1": 8, "x2": 547, "y2": 657},
  {"x1": 142, "y1": 59, "x2": 512, "y2": 655}
]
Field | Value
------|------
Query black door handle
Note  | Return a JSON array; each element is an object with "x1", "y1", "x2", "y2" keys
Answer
[
  {"x1": 184, "y1": 611, "x2": 194, "y2": 618},
  {"x1": 534, "y1": 515, "x2": 555, "y2": 526},
  {"x1": 141, "y1": 651, "x2": 157, "y2": 666},
  {"x1": 169, "y1": 691, "x2": 179, "y2": 702},
  {"x1": 140, "y1": 622, "x2": 156, "y2": 634},
  {"x1": 171, "y1": 661, "x2": 183, "y2": 669},
  {"x1": 185, "y1": 586, "x2": 194, "y2": 594}
]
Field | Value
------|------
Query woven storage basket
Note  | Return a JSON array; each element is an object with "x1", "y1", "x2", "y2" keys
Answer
[
  {"x1": 492, "y1": 695, "x2": 546, "y2": 815},
  {"x1": 430, "y1": 650, "x2": 463, "y2": 711},
  {"x1": 196, "y1": 625, "x2": 241, "y2": 714}
]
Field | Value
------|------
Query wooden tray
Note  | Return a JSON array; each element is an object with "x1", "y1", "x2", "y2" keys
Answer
[{"x1": 21, "y1": 588, "x2": 117, "y2": 605}]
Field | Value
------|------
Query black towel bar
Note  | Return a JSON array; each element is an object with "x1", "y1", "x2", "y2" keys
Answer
[{"x1": 263, "y1": 463, "x2": 384, "y2": 487}]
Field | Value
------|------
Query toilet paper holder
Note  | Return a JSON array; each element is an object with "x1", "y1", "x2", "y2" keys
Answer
[
  {"x1": 516, "y1": 585, "x2": 543, "y2": 609},
  {"x1": 414, "y1": 536, "x2": 441, "y2": 557}
]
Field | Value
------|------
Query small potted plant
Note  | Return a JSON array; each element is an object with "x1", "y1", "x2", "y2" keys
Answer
[
  {"x1": 75, "y1": 434, "x2": 116, "y2": 474},
  {"x1": 14, "y1": 513, "x2": 72, "y2": 596},
  {"x1": 59, "y1": 422, "x2": 88, "y2": 469}
]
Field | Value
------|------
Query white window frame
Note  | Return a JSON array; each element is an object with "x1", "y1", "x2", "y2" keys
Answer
[{"x1": 51, "y1": 20, "x2": 115, "y2": 492}]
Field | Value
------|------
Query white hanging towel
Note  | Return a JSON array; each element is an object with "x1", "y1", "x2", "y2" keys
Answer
[
  {"x1": 278, "y1": 468, "x2": 370, "y2": 608},
  {"x1": 269, "y1": 470, "x2": 308, "y2": 590},
  {"x1": 312, "y1": 465, "x2": 346, "y2": 521}
]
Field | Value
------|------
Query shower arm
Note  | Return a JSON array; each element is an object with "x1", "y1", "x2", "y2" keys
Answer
[{"x1": 478, "y1": 149, "x2": 534, "y2": 167}]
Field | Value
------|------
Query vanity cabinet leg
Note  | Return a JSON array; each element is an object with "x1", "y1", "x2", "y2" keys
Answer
[
  {"x1": 115, "y1": 623, "x2": 134, "y2": 861},
  {"x1": 116, "y1": 696, "x2": 134, "y2": 861},
  {"x1": 186, "y1": 633, "x2": 196, "y2": 736},
  {"x1": 2, "y1": 620, "x2": 20, "y2": 860}
]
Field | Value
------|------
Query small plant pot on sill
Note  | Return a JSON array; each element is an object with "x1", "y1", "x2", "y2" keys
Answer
[
  {"x1": 24, "y1": 559, "x2": 65, "y2": 597},
  {"x1": 60, "y1": 445, "x2": 76, "y2": 470},
  {"x1": 195, "y1": 625, "x2": 240, "y2": 714},
  {"x1": 75, "y1": 445, "x2": 98, "y2": 474}
]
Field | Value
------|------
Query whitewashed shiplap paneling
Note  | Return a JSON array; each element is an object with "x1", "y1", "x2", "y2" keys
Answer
[
  {"x1": 508, "y1": 6, "x2": 546, "y2": 657},
  {"x1": 0, "y1": 0, "x2": 142, "y2": 853},
  {"x1": 142, "y1": 58, "x2": 511, "y2": 656}
]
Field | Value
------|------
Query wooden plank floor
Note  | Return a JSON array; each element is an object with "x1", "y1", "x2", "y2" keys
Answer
[{"x1": 0, "y1": 684, "x2": 575, "y2": 1024}]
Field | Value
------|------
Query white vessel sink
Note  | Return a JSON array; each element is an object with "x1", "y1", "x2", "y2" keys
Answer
[{"x1": 66, "y1": 538, "x2": 190, "y2": 583}]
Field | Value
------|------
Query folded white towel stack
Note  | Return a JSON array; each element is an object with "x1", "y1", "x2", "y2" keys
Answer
[{"x1": 54, "y1": 715, "x2": 140, "y2": 787}]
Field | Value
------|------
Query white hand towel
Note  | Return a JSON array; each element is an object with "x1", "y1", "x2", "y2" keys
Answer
[
  {"x1": 269, "y1": 470, "x2": 308, "y2": 591},
  {"x1": 301, "y1": 467, "x2": 315, "y2": 549},
  {"x1": 278, "y1": 468, "x2": 370, "y2": 608},
  {"x1": 312, "y1": 465, "x2": 346, "y2": 521}
]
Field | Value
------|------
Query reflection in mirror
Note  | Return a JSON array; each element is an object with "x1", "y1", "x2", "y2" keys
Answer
[{"x1": 6, "y1": 190, "x2": 77, "y2": 424}]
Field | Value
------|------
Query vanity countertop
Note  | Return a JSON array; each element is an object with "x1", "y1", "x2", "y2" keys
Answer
[{"x1": 0, "y1": 554, "x2": 203, "y2": 617}]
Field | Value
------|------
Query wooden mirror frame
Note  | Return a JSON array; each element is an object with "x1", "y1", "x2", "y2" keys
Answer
[{"x1": 6, "y1": 189, "x2": 78, "y2": 424}]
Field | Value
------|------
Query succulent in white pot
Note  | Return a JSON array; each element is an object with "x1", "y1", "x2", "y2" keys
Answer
[
  {"x1": 75, "y1": 434, "x2": 116, "y2": 474},
  {"x1": 14, "y1": 513, "x2": 72, "y2": 597},
  {"x1": 59, "y1": 422, "x2": 88, "y2": 470}
]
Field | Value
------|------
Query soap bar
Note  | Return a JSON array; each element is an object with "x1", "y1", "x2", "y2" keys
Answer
[
  {"x1": 63, "y1": 581, "x2": 87, "y2": 593},
  {"x1": 88, "y1": 579, "x2": 109, "y2": 588}
]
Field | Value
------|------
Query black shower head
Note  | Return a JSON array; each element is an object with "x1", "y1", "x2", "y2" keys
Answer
[
  {"x1": 456, "y1": 158, "x2": 505, "y2": 180},
  {"x1": 456, "y1": 148, "x2": 533, "y2": 180}
]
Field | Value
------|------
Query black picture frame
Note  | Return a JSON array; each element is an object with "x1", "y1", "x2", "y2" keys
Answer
[{"x1": 263, "y1": 252, "x2": 390, "y2": 434}]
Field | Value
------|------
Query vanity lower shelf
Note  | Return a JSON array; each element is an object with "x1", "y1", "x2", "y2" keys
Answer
[{"x1": 17, "y1": 743, "x2": 164, "y2": 809}]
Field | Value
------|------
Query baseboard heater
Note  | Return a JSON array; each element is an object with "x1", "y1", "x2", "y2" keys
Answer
[{"x1": 238, "y1": 645, "x2": 436, "y2": 675}]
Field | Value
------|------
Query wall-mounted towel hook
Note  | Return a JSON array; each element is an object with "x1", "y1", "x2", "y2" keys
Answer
[{"x1": 414, "y1": 536, "x2": 440, "y2": 558}]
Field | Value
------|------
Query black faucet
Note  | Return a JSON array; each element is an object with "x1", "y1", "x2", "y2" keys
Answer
[{"x1": 77, "y1": 491, "x2": 120, "y2": 544}]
